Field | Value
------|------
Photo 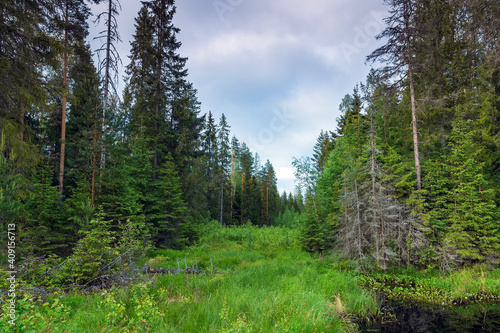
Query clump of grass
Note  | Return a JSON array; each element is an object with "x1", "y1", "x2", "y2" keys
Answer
[
  {"x1": 7, "y1": 223, "x2": 500, "y2": 332},
  {"x1": 358, "y1": 264, "x2": 500, "y2": 307},
  {"x1": 18, "y1": 223, "x2": 377, "y2": 332}
]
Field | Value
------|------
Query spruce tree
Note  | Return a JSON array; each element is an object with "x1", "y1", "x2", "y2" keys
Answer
[
  {"x1": 217, "y1": 114, "x2": 231, "y2": 224},
  {"x1": 443, "y1": 117, "x2": 499, "y2": 261},
  {"x1": 200, "y1": 111, "x2": 219, "y2": 220},
  {"x1": 312, "y1": 130, "x2": 336, "y2": 175},
  {"x1": 55, "y1": 0, "x2": 93, "y2": 197},
  {"x1": 151, "y1": 155, "x2": 189, "y2": 249},
  {"x1": 301, "y1": 190, "x2": 324, "y2": 253},
  {"x1": 66, "y1": 42, "x2": 101, "y2": 194},
  {"x1": 367, "y1": 0, "x2": 423, "y2": 192}
]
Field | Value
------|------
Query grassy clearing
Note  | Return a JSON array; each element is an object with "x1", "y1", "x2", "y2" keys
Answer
[
  {"x1": 3, "y1": 222, "x2": 500, "y2": 332},
  {"x1": 1, "y1": 222, "x2": 376, "y2": 332}
]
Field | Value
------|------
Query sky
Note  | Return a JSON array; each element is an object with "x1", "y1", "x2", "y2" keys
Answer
[{"x1": 89, "y1": 0, "x2": 389, "y2": 194}]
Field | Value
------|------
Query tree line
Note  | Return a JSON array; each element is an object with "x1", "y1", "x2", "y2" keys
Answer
[
  {"x1": 299, "y1": 0, "x2": 499, "y2": 269},
  {"x1": 0, "y1": 0, "x2": 300, "y2": 269}
]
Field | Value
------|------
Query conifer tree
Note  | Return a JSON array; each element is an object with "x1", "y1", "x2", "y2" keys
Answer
[
  {"x1": 94, "y1": 0, "x2": 122, "y2": 167},
  {"x1": 200, "y1": 111, "x2": 218, "y2": 219},
  {"x1": 239, "y1": 143, "x2": 253, "y2": 224},
  {"x1": 0, "y1": 0, "x2": 57, "y2": 169},
  {"x1": 300, "y1": 190, "x2": 324, "y2": 253},
  {"x1": 367, "y1": 0, "x2": 423, "y2": 192},
  {"x1": 312, "y1": 130, "x2": 336, "y2": 175},
  {"x1": 125, "y1": 0, "x2": 191, "y2": 167},
  {"x1": 443, "y1": 117, "x2": 499, "y2": 261},
  {"x1": 217, "y1": 114, "x2": 231, "y2": 224},
  {"x1": 264, "y1": 160, "x2": 279, "y2": 226},
  {"x1": 54, "y1": 0, "x2": 93, "y2": 197},
  {"x1": 66, "y1": 42, "x2": 101, "y2": 195},
  {"x1": 100, "y1": 131, "x2": 151, "y2": 250},
  {"x1": 151, "y1": 155, "x2": 189, "y2": 249}
]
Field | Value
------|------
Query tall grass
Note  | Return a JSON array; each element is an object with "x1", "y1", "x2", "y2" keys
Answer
[{"x1": 1, "y1": 222, "x2": 376, "y2": 332}]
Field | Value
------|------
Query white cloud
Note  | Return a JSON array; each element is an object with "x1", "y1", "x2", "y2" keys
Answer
[
  {"x1": 88, "y1": 0, "x2": 390, "y2": 194},
  {"x1": 275, "y1": 167, "x2": 295, "y2": 180},
  {"x1": 189, "y1": 32, "x2": 299, "y2": 64}
]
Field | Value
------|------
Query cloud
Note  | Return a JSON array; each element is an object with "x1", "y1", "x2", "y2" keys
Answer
[
  {"x1": 189, "y1": 32, "x2": 299, "y2": 64},
  {"x1": 88, "y1": 0, "x2": 389, "y2": 194}
]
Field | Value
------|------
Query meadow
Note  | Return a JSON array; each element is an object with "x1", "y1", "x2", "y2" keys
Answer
[{"x1": 2, "y1": 222, "x2": 500, "y2": 332}]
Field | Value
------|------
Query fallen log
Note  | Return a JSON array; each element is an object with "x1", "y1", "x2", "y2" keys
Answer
[{"x1": 145, "y1": 267, "x2": 220, "y2": 275}]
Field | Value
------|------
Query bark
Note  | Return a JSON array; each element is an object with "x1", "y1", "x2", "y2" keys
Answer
[
  {"x1": 408, "y1": 61, "x2": 422, "y2": 191},
  {"x1": 241, "y1": 166, "x2": 244, "y2": 225},
  {"x1": 219, "y1": 177, "x2": 224, "y2": 224},
  {"x1": 230, "y1": 148, "x2": 234, "y2": 223},
  {"x1": 266, "y1": 184, "x2": 269, "y2": 226},
  {"x1": 58, "y1": 4, "x2": 69, "y2": 197},
  {"x1": 101, "y1": 0, "x2": 113, "y2": 169},
  {"x1": 91, "y1": 103, "x2": 99, "y2": 208}
]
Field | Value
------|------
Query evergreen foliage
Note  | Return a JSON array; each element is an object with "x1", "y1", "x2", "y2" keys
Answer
[
  {"x1": 1, "y1": 0, "x2": 499, "y2": 300},
  {"x1": 302, "y1": 0, "x2": 500, "y2": 268}
]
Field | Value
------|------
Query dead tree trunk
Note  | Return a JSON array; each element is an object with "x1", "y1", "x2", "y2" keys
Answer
[{"x1": 58, "y1": 4, "x2": 69, "y2": 198}]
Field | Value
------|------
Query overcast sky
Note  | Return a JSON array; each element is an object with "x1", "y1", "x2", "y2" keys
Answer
[{"x1": 89, "y1": 0, "x2": 389, "y2": 194}]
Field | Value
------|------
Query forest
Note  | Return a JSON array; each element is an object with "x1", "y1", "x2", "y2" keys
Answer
[
  {"x1": 300, "y1": 0, "x2": 500, "y2": 267},
  {"x1": 0, "y1": 0, "x2": 499, "y2": 331}
]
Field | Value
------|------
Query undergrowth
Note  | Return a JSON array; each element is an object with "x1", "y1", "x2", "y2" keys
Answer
[
  {"x1": 357, "y1": 264, "x2": 500, "y2": 307},
  {"x1": 1, "y1": 222, "x2": 375, "y2": 332},
  {"x1": 2, "y1": 222, "x2": 499, "y2": 332}
]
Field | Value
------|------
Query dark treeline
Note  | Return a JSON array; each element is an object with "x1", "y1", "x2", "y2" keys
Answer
[
  {"x1": 0, "y1": 0, "x2": 301, "y2": 276},
  {"x1": 299, "y1": 0, "x2": 499, "y2": 269}
]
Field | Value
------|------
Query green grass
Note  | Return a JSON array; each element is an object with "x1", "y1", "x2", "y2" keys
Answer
[
  {"x1": 357, "y1": 264, "x2": 500, "y2": 307},
  {"x1": 2, "y1": 222, "x2": 500, "y2": 332},
  {"x1": 1, "y1": 222, "x2": 376, "y2": 332}
]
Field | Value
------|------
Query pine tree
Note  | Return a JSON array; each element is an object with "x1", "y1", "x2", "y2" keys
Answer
[
  {"x1": 367, "y1": 0, "x2": 423, "y2": 192},
  {"x1": 239, "y1": 143, "x2": 253, "y2": 224},
  {"x1": 0, "y1": 0, "x2": 57, "y2": 170},
  {"x1": 55, "y1": 0, "x2": 93, "y2": 197},
  {"x1": 264, "y1": 160, "x2": 279, "y2": 226},
  {"x1": 125, "y1": 5, "x2": 161, "y2": 166},
  {"x1": 200, "y1": 111, "x2": 219, "y2": 219},
  {"x1": 229, "y1": 136, "x2": 239, "y2": 224},
  {"x1": 443, "y1": 117, "x2": 499, "y2": 261},
  {"x1": 217, "y1": 114, "x2": 231, "y2": 224},
  {"x1": 151, "y1": 155, "x2": 189, "y2": 249},
  {"x1": 94, "y1": 0, "x2": 122, "y2": 167},
  {"x1": 312, "y1": 130, "x2": 336, "y2": 175},
  {"x1": 66, "y1": 42, "x2": 101, "y2": 196},
  {"x1": 123, "y1": 0, "x2": 204, "y2": 229},
  {"x1": 100, "y1": 131, "x2": 151, "y2": 251},
  {"x1": 301, "y1": 191, "x2": 324, "y2": 253}
]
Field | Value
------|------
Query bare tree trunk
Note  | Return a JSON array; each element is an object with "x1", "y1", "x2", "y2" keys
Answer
[
  {"x1": 354, "y1": 180, "x2": 363, "y2": 259},
  {"x1": 343, "y1": 172, "x2": 348, "y2": 221},
  {"x1": 370, "y1": 113, "x2": 376, "y2": 195},
  {"x1": 230, "y1": 148, "x2": 234, "y2": 223},
  {"x1": 91, "y1": 103, "x2": 99, "y2": 208},
  {"x1": 219, "y1": 177, "x2": 224, "y2": 224},
  {"x1": 58, "y1": 4, "x2": 69, "y2": 198},
  {"x1": 241, "y1": 166, "x2": 244, "y2": 225},
  {"x1": 260, "y1": 184, "x2": 264, "y2": 227},
  {"x1": 100, "y1": 0, "x2": 114, "y2": 169},
  {"x1": 408, "y1": 62, "x2": 422, "y2": 191},
  {"x1": 153, "y1": 7, "x2": 163, "y2": 174},
  {"x1": 370, "y1": 109, "x2": 379, "y2": 266},
  {"x1": 266, "y1": 184, "x2": 269, "y2": 226}
]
